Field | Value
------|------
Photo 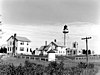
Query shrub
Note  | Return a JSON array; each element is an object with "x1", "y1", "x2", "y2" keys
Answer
[{"x1": 78, "y1": 62, "x2": 94, "y2": 69}]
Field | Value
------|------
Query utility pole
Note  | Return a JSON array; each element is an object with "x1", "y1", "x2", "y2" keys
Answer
[
  {"x1": 13, "y1": 33, "x2": 16, "y2": 56},
  {"x1": 81, "y1": 37, "x2": 92, "y2": 63}
]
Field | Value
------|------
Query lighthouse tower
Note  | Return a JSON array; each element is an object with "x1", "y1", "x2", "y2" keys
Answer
[{"x1": 63, "y1": 25, "x2": 69, "y2": 47}]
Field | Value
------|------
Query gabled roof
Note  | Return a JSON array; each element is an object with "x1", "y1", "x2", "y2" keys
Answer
[
  {"x1": 39, "y1": 45, "x2": 50, "y2": 51},
  {"x1": 39, "y1": 46, "x2": 46, "y2": 51},
  {"x1": 47, "y1": 49, "x2": 55, "y2": 53},
  {"x1": 16, "y1": 36, "x2": 31, "y2": 42},
  {"x1": 50, "y1": 41, "x2": 64, "y2": 47},
  {"x1": 44, "y1": 45, "x2": 50, "y2": 51},
  {"x1": 7, "y1": 36, "x2": 31, "y2": 42}
]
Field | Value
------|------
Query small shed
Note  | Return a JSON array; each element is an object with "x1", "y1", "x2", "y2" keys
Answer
[{"x1": 47, "y1": 49, "x2": 55, "y2": 61}]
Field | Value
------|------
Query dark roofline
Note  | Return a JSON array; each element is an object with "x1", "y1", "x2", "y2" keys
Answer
[
  {"x1": 17, "y1": 40, "x2": 31, "y2": 42},
  {"x1": 7, "y1": 36, "x2": 31, "y2": 42},
  {"x1": 7, "y1": 36, "x2": 13, "y2": 41},
  {"x1": 47, "y1": 49, "x2": 55, "y2": 53},
  {"x1": 50, "y1": 41, "x2": 64, "y2": 47},
  {"x1": 50, "y1": 42, "x2": 58, "y2": 47},
  {"x1": 38, "y1": 45, "x2": 50, "y2": 51}
]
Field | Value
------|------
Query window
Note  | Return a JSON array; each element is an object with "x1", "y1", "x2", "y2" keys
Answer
[
  {"x1": 73, "y1": 43, "x2": 76, "y2": 48},
  {"x1": 10, "y1": 47, "x2": 11, "y2": 51},
  {"x1": 30, "y1": 48, "x2": 32, "y2": 52},
  {"x1": 59, "y1": 51, "x2": 60, "y2": 53},
  {"x1": 8, "y1": 47, "x2": 9, "y2": 51},
  {"x1": 10, "y1": 42, "x2": 12, "y2": 45},
  {"x1": 73, "y1": 51, "x2": 76, "y2": 54},
  {"x1": 20, "y1": 47, "x2": 24, "y2": 51},
  {"x1": 20, "y1": 42, "x2": 24, "y2": 45},
  {"x1": 27, "y1": 48, "x2": 28, "y2": 52},
  {"x1": 16, "y1": 47, "x2": 17, "y2": 50}
]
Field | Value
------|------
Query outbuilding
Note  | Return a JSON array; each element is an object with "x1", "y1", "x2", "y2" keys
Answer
[{"x1": 47, "y1": 49, "x2": 56, "y2": 61}]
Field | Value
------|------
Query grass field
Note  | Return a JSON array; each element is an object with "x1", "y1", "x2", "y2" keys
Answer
[
  {"x1": 0, "y1": 54, "x2": 99, "y2": 75},
  {"x1": 0, "y1": 55, "x2": 78, "y2": 67}
]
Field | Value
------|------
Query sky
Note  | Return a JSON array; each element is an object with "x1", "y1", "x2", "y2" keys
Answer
[{"x1": 0, "y1": 0, "x2": 100, "y2": 54}]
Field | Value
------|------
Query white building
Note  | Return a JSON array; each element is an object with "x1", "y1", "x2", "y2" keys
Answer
[
  {"x1": 34, "y1": 48, "x2": 41, "y2": 55},
  {"x1": 36, "y1": 40, "x2": 78, "y2": 56},
  {"x1": 7, "y1": 35, "x2": 32, "y2": 55},
  {"x1": 47, "y1": 49, "x2": 56, "y2": 61},
  {"x1": 49, "y1": 41, "x2": 67, "y2": 56},
  {"x1": 66, "y1": 48, "x2": 77, "y2": 56},
  {"x1": 37, "y1": 41, "x2": 67, "y2": 56}
]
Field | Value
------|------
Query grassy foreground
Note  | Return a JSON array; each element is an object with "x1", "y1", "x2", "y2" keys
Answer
[{"x1": 0, "y1": 55, "x2": 98, "y2": 75}]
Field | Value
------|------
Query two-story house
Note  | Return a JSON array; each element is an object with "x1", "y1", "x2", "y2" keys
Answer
[{"x1": 7, "y1": 34, "x2": 31, "y2": 55}]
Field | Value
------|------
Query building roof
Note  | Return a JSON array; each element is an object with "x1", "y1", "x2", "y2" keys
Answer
[
  {"x1": 50, "y1": 41, "x2": 64, "y2": 47},
  {"x1": 39, "y1": 46, "x2": 46, "y2": 51},
  {"x1": 39, "y1": 45, "x2": 50, "y2": 51},
  {"x1": 47, "y1": 49, "x2": 55, "y2": 53},
  {"x1": 16, "y1": 36, "x2": 31, "y2": 42},
  {"x1": 7, "y1": 36, "x2": 31, "y2": 42},
  {"x1": 44, "y1": 45, "x2": 50, "y2": 51}
]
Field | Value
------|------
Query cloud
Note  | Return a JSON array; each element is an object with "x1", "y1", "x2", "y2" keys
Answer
[{"x1": 1, "y1": 0, "x2": 99, "y2": 25}]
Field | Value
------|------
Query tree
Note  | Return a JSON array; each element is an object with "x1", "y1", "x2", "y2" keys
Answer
[
  {"x1": 3, "y1": 47, "x2": 7, "y2": 53},
  {"x1": 0, "y1": 47, "x2": 3, "y2": 53},
  {"x1": 82, "y1": 49, "x2": 91, "y2": 55}
]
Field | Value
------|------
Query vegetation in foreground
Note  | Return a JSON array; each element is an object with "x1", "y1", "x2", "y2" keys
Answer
[{"x1": 0, "y1": 60, "x2": 97, "y2": 75}]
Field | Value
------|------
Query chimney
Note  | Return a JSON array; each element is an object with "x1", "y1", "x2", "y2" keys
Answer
[
  {"x1": 45, "y1": 41, "x2": 47, "y2": 46},
  {"x1": 54, "y1": 39, "x2": 56, "y2": 42},
  {"x1": 36, "y1": 48, "x2": 38, "y2": 50},
  {"x1": 14, "y1": 33, "x2": 16, "y2": 38}
]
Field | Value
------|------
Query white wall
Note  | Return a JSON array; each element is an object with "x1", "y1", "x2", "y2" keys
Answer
[
  {"x1": 7, "y1": 37, "x2": 31, "y2": 55},
  {"x1": 17, "y1": 41, "x2": 31, "y2": 55},
  {"x1": 77, "y1": 50, "x2": 82, "y2": 55},
  {"x1": 35, "y1": 50, "x2": 41, "y2": 55},
  {"x1": 56, "y1": 47, "x2": 66, "y2": 56},
  {"x1": 7, "y1": 37, "x2": 14, "y2": 54},
  {"x1": 48, "y1": 53, "x2": 55, "y2": 61}
]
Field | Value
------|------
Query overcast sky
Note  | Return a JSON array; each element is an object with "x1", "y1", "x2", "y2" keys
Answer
[
  {"x1": 0, "y1": 0, "x2": 100, "y2": 25},
  {"x1": 0, "y1": 0, "x2": 100, "y2": 54}
]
